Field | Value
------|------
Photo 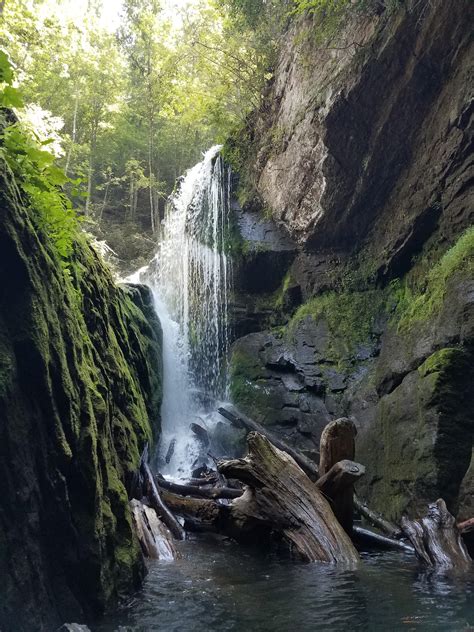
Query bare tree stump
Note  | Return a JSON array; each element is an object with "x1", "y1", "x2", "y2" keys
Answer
[
  {"x1": 218, "y1": 432, "x2": 359, "y2": 564},
  {"x1": 318, "y1": 418, "x2": 358, "y2": 534},
  {"x1": 401, "y1": 499, "x2": 472, "y2": 569},
  {"x1": 319, "y1": 418, "x2": 356, "y2": 475}
]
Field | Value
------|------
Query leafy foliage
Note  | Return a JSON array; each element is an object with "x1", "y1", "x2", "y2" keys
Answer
[{"x1": 0, "y1": 51, "x2": 79, "y2": 261}]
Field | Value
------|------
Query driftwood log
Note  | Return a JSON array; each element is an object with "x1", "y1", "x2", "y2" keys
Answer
[
  {"x1": 401, "y1": 499, "x2": 472, "y2": 569},
  {"x1": 218, "y1": 432, "x2": 359, "y2": 564},
  {"x1": 316, "y1": 459, "x2": 365, "y2": 535},
  {"x1": 130, "y1": 499, "x2": 178, "y2": 559},
  {"x1": 354, "y1": 495, "x2": 402, "y2": 539},
  {"x1": 140, "y1": 454, "x2": 185, "y2": 540},
  {"x1": 353, "y1": 526, "x2": 414, "y2": 553},
  {"x1": 156, "y1": 476, "x2": 242, "y2": 499},
  {"x1": 218, "y1": 406, "x2": 319, "y2": 480}
]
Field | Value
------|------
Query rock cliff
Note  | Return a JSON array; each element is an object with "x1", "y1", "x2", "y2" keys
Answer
[
  {"x1": 227, "y1": 0, "x2": 473, "y2": 521},
  {"x1": 0, "y1": 174, "x2": 162, "y2": 630}
]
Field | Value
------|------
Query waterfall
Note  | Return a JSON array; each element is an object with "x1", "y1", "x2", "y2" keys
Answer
[{"x1": 147, "y1": 146, "x2": 232, "y2": 478}]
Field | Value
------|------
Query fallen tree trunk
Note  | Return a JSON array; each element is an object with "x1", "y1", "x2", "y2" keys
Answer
[
  {"x1": 156, "y1": 476, "x2": 242, "y2": 500},
  {"x1": 218, "y1": 432, "x2": 359, "y2": 564},
  {"x1": 140, "y1": 456, "x2": 185, "y2": 541},
  {"x1": 160, "y1": 490, "x2": 221, "y2": 529},
  {"x1": 401, "y1": 499, "x2": 472, "y2": 569},
  {"x1": 353, "y1": 526, "x2": 414, "y2": 553},
  {"x1": 354, "y1": 495, "x2": 402, "y2": 539},
  {"x1": 130, "y1": 499, "x2": 179, "y2": 560},
  {"x1": 218, "y1": 406, "x2": 318, "y2": 480}
]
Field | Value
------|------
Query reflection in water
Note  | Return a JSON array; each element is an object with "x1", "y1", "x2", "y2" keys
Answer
[{"x1": 96, "y1": 538, "x2": 474, "y2": 631}]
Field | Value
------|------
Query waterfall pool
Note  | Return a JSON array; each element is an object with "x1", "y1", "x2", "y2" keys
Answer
[{"x1": 96, "y1": 536, "x2": 474, "y2": 631}]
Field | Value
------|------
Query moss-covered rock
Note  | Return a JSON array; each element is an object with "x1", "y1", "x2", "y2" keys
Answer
[
  {"x1": 0, "y1": 174, "x2": 162, "y2": 631},
  {"x1": 357, "y1": 346, "x2": 473, "y2": 520}
]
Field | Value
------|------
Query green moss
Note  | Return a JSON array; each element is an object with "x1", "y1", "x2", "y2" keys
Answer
[
  {"x1": 393, "y1": 227, "x2": 474, "y2": 332},
  {"x1": 0, "y1": 173, "x2": 163, "y2": 621},
  {"x1": 418, "y1": 347, "x2": 460, "y2": 378},
  {"x1": 229, "y1": 349, "x2": 276, "y2": 422},
  {"x1": 288, "y1": 288, "x2": 387, "y2": 355}
]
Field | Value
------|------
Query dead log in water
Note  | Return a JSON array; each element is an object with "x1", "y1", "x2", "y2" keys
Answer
[
  {"x1": 130, "y1": 499, "x2": 179, "y2": 559},
  {"x1": 218, "y1": 432, "x2": 359, "y2": 564},
  {"x1": 353, "y1": 526, "x2": 414, "y2": 553},
  {"x1": 354, "y1": 495, "x2": 403, "y2": 539},
  {"x1": 155, "y1": 476, "x2": 242, "y2": 500},
  {"x1": 317, "y1": 419, "x2": 360, "y2": 534},
  {"x1": 140, "y1": 454, "x2": 186, "y2": 541},
  {"x1": 319, "y1": 418, "x2": 356, "y2": 476},
  {"x1": 160, "y1": 489, "x2": 221, "y2": 532},
  {"x1": 401, "y1": 499, "x2": 472, "y2": 569},
  {"x1": 218, "y1": 406, "x2": 319, "y2": 480}
]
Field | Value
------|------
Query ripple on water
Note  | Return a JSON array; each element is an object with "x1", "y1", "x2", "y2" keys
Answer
[{"x1": 95, "y1": 538, "x2": 474, "y2": 632}]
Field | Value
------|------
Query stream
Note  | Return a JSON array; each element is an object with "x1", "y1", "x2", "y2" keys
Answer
[{"x1": 97, "y1": 536, "x2": 474, "y2": 631}]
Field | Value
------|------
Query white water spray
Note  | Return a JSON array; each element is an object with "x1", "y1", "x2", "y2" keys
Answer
[{"x1": 147, "y1": 146, "x2": 232, "y2": 478}]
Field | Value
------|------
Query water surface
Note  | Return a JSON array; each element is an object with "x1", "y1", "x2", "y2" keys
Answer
[{"x1": 96, "y1": 536, "x2": 474, "y2": 631}]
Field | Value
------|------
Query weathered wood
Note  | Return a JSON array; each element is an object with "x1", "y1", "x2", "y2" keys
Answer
[
  {"x1": 316, "y1": 459, "x2": 365, "y2": 533},
  {"x1": 319, "y1": 417, "x2": 356, "y2": 476},
  {"x1": 316, "y1": 460, "x2": 365, "y2": 497},
  {"x1": 218, "y1": 406, "x2": 319, "y2": 480},
  {"x1": 130, "y1": 499, "x2": 178, "y2": 560},
  {"x1": 218, "y1": 432, "x2": 359, "y2": 564},
  {"x1": 318, "y1": 419, "x2": 358, "y2": 534},
  {"x1": 160, "y1": 490, "x2": 221, "y2": 526},
  {"x1": 353, "y1": 526, "x2": 414, "y2": 553},
  {"x1": 401, "y1": 499, "x2": 472, "y2": 569},
  {"x1": 354, "y1": 495, "x2": 402, "y2": 539},
  {"x1": 140, "y1": 454, "x2": 185, "y2": 541},
  {"x1": 458, "y1": 518, "x2": 474, "y2": 535},
  {"x1": 156, "y1": 475, "x2": 242, "y2": 499}
]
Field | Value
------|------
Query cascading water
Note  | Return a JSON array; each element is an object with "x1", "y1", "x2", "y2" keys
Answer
[{"x1": 146, "y1": 146, "x2": 232, "y2": 478}]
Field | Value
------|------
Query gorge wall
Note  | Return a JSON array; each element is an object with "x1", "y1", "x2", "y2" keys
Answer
[
  {"x1": 0, "y1": 174, "x2": 163, "y2": 631},
  {"x1": 226, "y1": 0, "x2": 473, "y2": 522}
]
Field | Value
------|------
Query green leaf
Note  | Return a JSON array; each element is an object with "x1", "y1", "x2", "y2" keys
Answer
[
  {"x1": 1, "y1": 86, "x2": 24, "y2": 108},
  {"x1": 0, "y1": 51, "x2": 14, "y2": 85}
]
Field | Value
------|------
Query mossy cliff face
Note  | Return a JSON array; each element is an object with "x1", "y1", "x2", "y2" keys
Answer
[
  {"x1": 226, "y1": 0, "x2": 473, "y2": 521},
  {"x1": 0, "y1": 177, "x2": 162, "y2": 630}
]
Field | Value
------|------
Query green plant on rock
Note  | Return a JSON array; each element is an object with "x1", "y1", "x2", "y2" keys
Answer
[{"x1": 0, "y1": 50, "x2": 79, "y2": 263}]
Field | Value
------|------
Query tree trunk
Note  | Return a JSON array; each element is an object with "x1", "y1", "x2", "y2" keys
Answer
[
  {"x1": 319, "y1": 417, "x2": 356, "y2": 476},
  {"x1": 401, "y1": 499, "x2": 472, "y2": 569},
  {"x1": 218, "y1": 432, "x2": 359, "y2": 564},
  {"x1": 140, "y1": 458, "x2": 185, "y2": 541},
  {"x1": 354, "y1": 495, "x2": 402, "y2": 538},
  {"x1": 65, "y1": 94, "x2": 78, "y2": 177},
  {"x1": 318, "y1": 418, "x2": 357, "y2": 534},
  {"x1": 156, "y1": 476, "x2": 242, "y2": 500}
]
